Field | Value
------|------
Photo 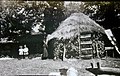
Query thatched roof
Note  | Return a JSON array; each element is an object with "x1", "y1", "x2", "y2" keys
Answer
[{"x1": 46, "y1": 13, "x2": 105, "y2": 42}]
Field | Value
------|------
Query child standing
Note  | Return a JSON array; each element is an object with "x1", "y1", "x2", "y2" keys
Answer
[
  {"x1": 18, "y1": 46, "x2": 23, "y2": 60},
  {"x1": 23, "y1": 45, "x2": 29, "y2": 59}
]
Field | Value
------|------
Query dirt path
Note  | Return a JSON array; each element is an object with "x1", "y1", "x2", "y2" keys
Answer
[{"x1": 0, "y1": 57, "x2": 119, "y2": 76}]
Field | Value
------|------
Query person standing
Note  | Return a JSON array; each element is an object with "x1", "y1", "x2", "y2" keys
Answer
[
  {"x1": 42, "y1": 40, "x2": 48, "y2": 60},
  {"x1": 18, "y1": 46, "x2": 23, "y2": 60},
  {"x1": 23, "y1": 45, "x2": 29, "y2": 59}
]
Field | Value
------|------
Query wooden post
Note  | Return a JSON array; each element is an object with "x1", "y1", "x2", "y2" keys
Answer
[
  {"x1": 106, "y1": 50, "x2": 108, "y2": 59},
  {"x1": 96, "y1": 41, "x2": 100, "y2": 58},
  {"x1": 113, "y1": 50, "x2": 114, "y2": 58},
  {"x1": 90, "y1": 63, "x2": 94, "y2": 68},
  {"x1": 97, "y1": 62, "x2": 100, "y2": 69},
  {"x1": 78, "y1": 25, "x2": 81, "y2": 58},
  {"x1": 63, "y1": 44, "x2": 66, "y2": 61},
  {"x1": 78, "y1": 36, "x2": 81, "y2": 58}
]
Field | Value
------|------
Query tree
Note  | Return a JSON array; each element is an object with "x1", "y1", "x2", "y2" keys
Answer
[
  {"x1": 43, "y1": 1, "x2": 65, "y2": 34},
  {"x1": 82, "y1": 1, "x2": 120, "y2": 29},
  {"x1": 0, "y1": 1, "x2": 66, "y2": 41},
  {"x1": 64, "y1": 1, "x2": 82, "y2": 17},
  {"x1": 0, "y1": 1, "x2": 47, "y2": 41}
]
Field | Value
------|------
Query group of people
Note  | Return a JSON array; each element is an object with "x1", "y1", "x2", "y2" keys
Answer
[
  {"x1": 18, "y1": 45, "x2": 29, "y2": 59},
  {"x1": 18, "y1": 40, "x2": 49, "y2": 60}
]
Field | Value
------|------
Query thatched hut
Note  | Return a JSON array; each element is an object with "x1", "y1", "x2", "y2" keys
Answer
[
  {"x1": 46, "y1": 13, "x2": 105, "y2": 41},
  {"x1": 46, "y1": 13, "x2": 106, "y2": 59}
]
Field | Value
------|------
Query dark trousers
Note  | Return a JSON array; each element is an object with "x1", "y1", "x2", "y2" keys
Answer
[
  {"x1": 18, "y1": 55, "x2": 24, "y2": 60},
  {"x1": 24, "y1": 55, "x2": 29, "y2": 59},
  {"x1": 18, "y1": 55, "x2": 25, "y2": 60}
]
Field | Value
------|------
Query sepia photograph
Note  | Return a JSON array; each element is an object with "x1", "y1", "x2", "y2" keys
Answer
[{"x1": 0, "y1": 0, "x2": 120, "y2": 76}]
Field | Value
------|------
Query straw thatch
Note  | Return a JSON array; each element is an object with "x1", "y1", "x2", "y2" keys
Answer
[
  {"x1": 46, "y1": 13, "x2": 106, "y2": 59},
  {"x1": 46, "y1": 13, "x2": 105, "y2": 42}
]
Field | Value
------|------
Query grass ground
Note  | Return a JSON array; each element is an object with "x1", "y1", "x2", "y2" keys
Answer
[{"x1": 0, "y1": 57, "x2": 120, "y2": 76}]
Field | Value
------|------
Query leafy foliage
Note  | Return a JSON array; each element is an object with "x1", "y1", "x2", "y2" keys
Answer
[
  {"x1": 65, "y1": 1, "x2": 120, "y2": 29},
  {"x1": 0, "y1": 1, "x2": 65, "y2": 41},
  {"x1": 43, "y1": 1, "x2": 65, "y2": 34},
  {"x1": 0, "y1": 1, "x2": 44, "y2": 40},
  {"x1": 83, "y1": 1, "x2": 120, "y2": 29}
]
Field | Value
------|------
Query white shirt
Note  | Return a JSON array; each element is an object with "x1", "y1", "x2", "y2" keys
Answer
[
  {"x1": 23, "y1": 47, "x2": 29, "y2": 55},
  {"x1": 19, "y1": 49, "x2": 23, "y2": 55}
]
